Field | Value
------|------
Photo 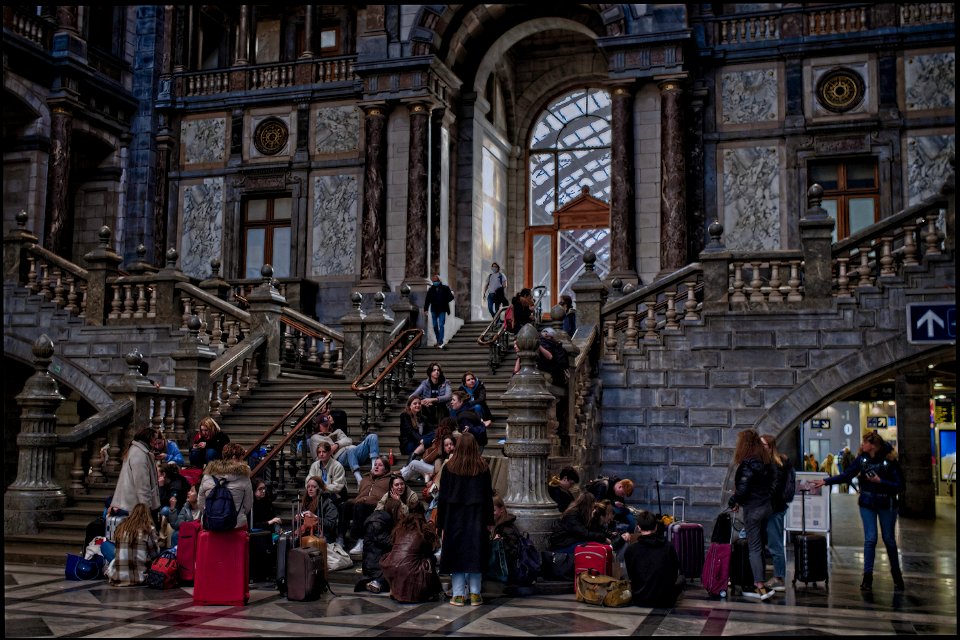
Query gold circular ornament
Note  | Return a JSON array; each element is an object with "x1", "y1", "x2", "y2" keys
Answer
[
  {"x1": 816, "y1": 69, "x2": 865, "y2": 113},
  {"x1": 253, "y1": 118, "x2": 289, "y2": 155}
]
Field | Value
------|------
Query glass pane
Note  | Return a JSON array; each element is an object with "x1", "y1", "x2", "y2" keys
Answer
[
  {"x1": 271, "y1": 227, "x2": 291, "y2": 278},
  {"x1": 847, "y1": 161, "x2": 876, "y2": 189},
  {"x1": 245, "y1": 229, "x2": 265, "y2": 279},
  {"x1": 558, "y1": 149, "x2": 611, "y2": 206},
  {"x1": 821, "y1": 199, "x2": 839, "y2": 242},
  {"x1": 320, "y1": 29, "x2": 337, "y2": 50},
  {"x1": 273, "y1": 197, "x2": 292, "y2": 220},
  {"x1": 531, "y1": 235, "x2": 553, "y2": 304},
  {"x1": 557, "y1": 114, "x2": 611, "y2": 149},
  {"x1": 247, "y1": 200, "x2": 267, "y2": 221},
  {"x1": 559, "y1": 228, "x2": 610, "y2": 300},
  {"x1": 810, "y1": 163, "x2": 839, "y2": 190},
  {"x1": 529, "y1": 154, "x2": 555, "y2": 225},
  {"x1": 848, "y1": 198, "x2": 876, "y2": 236}
]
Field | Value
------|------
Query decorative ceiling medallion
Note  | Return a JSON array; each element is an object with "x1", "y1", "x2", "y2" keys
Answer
[
  {"x1": 816, "y1": 69, "x2": 865, "y2": 113},
  {"x1": 253, "y1": 117, "x2": 289, "y2": 155}
]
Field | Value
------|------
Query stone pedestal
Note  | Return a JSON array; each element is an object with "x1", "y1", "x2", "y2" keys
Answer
[
  {"x1": 362, "y1": 292, "x2": 394, "y2": 368},
  {"x1": 172, "y1": 317, "x2": 217, "y2": 441},
  {"x1": 246, "y1": 266, "x2": 288, "y2": 381},
  {"x1": 501, "y1": 324, "x2": 561, "y2": 550},
  {"x1": 799, "y1": 185, "x2": 836, "y2": 302},
  {"x1": 896, "y1": 373, "x2": 936, "y2": 518},
  {"x1": 339, "y1": 292, "x2": 366, "y2": 380}
]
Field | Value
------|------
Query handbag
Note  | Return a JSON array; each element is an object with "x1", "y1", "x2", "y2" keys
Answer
[
  {"x1": 65, "y1": 552, "x2": 105, "y2": 581},
  {"x1": 486, "y1": 538, "x2": 510, "y2": 583},
  {"x1": 326, "y1": 542, "x2": 353, "y2": 572},
  {"x1": 422, "y1": 442, "x2": 441, "y2": 465},
  {"x1": 576, "y1": 570, "x2": 632, "y2": 607},
  {"x1": 145, "y1": 550, "x2": 179, "y2": 590}
]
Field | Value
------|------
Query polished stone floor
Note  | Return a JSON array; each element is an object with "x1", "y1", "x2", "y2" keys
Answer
[{"x1": 5, "y1": 494, "x2": 956, "y2": 637}]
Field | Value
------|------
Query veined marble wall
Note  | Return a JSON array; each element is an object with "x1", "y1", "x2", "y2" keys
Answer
[
  {"x1": 181, "y1": 117, "x2": 227, "y2": 166},
  {"x1": 315, "y1": 106, "x2": 361, "y2": 154},
  {"x1": 906, "y1": 134, "x2": 955, "y2": 205},
  {"x1": 721, "y1": 145, "x2": 781, "y2": 250},
  {"x1": 311, "y1": 174, "x2": 359, "y2": 276},
  {"x1": 904, "y1": 51, "x2": 955, "y2": 111},
  {"x1": 720, "y1": 67, "x2": 779, "y2": 125},
  {"x1": 180, "y1": 178, "x2": 224, "y2": 279}
]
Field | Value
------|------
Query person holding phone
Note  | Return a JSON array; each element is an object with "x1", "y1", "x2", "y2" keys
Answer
[{"x1": 811, "y1": 431, "x2": 905, "y2": 592}]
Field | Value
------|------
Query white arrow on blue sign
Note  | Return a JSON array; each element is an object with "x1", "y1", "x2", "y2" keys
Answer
[{"x1": 906, "y1": 303, "x2": 956, "y2": 344}]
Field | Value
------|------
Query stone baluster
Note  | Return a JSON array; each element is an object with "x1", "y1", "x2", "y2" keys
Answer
[
  {"x1": 787, "y1": 260, "x2": 803, "y2": 302},
  {"x1": 228, "y1": 364, "x2": 242, "y2": 406},
  {"x1": 603, "y1": 320, "x2": 618, "y2": 361},
  {"x1": 901, "y1": 224, "x2": 919, "y2": 267},
  {"x1": 104, "y1": 424, "x2": 123, "y2": 475},
  {"x1": 52, "y1": 268, "x2": 65, "y2": 307},
  {"x1": 3, "y1": 335, "x2": 67, "y2": 534},
  {"x1": 643, "y1": 301, "x2": 658, "y2": 342},
  {"x1": 683, "y1": 282, "x2": 699, "y2": 321},
  {"x1": 856, "y1": 245, "x2": 873, "y2": 288},
  {"x1": 87, "y1": 438, "x2": 106, "y2": 486},
  {"x1": 729, "y1": 262, "x2": 746, "y2": 303},
  {"x1": 134, "y1": 283, "x2": 148, "y2": 318},
  {"x1": 768, "y1": 262, "x2": 783, "y2": 303},
  {"x1": 121, "y1": 283, "x2": 135, "y2": 318},
  {"x1": 923, "y1": 215, "x2": 941, "y2": 255},
  {"x1": 501, "y1": 324, "x2": 560, "y2": 551},
  {"x1": 748, "y1": 262, "x2": 764, "y2": 303},
  {"x1": 26, "y1": 255, "x2": 39, "y2": 292},
  {"x1": 69, "y1": 447, "x2": 86, "y2": 495},
  {"x1": 172, "y1": 400, "x2": 187, "y2": 443},
  {"x1": 835, "y1": 257, "x2": 851, "y2": 297},
  {"x1": 624, "y1": 312, "x2": 638, "y2": 348},
  {"x1": 879, "y1": 236, "x2": 896, "y2": 277},
  {"x1": 664, "y1": 292, "x2": 680, "y2": 330}
]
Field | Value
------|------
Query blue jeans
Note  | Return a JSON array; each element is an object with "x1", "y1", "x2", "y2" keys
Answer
[
  {"x1": 189, "y1": 446, "x2": 219, "y2": 468},
  {"x1": 336, "y1": 433, "x2": 380, "y2": 473},
  {"x1": 431, "y1": 311, "x2": 446, "y2": 345},
  {"x1": 860, "y1": 505, "x2": 900, "y2": 574},
  {"x1": 451, "y1": 572, "x2": 482, "y2": 597},
  {"x1": 486, "y1": 292, "x2": 500, "y2": 317},
  {"x1": 764, "y1": 508, "x2": 787, "y2": 579}
]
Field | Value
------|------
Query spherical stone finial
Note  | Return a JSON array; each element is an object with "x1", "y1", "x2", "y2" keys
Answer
[
  {"x1": 351, "y1": 291, "x2": 363, "y2": 309},
  {"x1": 807, "y1": 183, "x2": 824, "y2": 202},
  {"x1": 805, "y1": 184, "x2": 829, "y2": 220},
  {"x1": 622, "y1": 283, "x2": 636, "y2": 295},
  {"x1": 16, "y1": 210, "x2": 28, "y2": 227},
  {"x1": 165, "y1": 248, "x2": 178, "y2": 267},
  {"x1": 612, "y1": 277, "x2": 623, "y2": 291},
  {"x1": 187, "y1": 315, "x2": 202, "y2": 332},
  {"x1": 551, "y1": 303, "x2": 565, "y2": 321},
  {"x1": 583, "y1": 250, "x2": 596, "y2": 272},
  {"x1": 210, "y1": 257, "x2": 221, "y2": 273},
  {"x1": 261, "y1": 264, "x2": 274, "y2": 280},
  {"x1": 98, "y1": 226, "x2": 112, "y2": 246},
  {"x1": 400, "y1": 283, "x2": 411, "y2": 297},
  {"x1": 515, "y1": 322, "x2": 539, "y2": 352},
  {"x1": 374, "y1": 291, "x2": 385, "y2": 308},
  {"x1": 125, "y1": 349, "x2": 144, "y2": 370},
  {"x1": 32, "y1": 334, "x2": 55, "y2": 360}
]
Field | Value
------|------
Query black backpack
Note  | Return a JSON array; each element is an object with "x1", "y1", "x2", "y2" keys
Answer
[
  {"x1": 202, "y1": 476, "x2": 238, "y2": 531},
  {"x1": 514, "y1": 532, "x2": 541, "y2": 585}
]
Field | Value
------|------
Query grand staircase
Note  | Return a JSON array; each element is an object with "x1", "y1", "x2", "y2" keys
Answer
[{"x1": 3, "y1": 320, "x2": 516, "y2": 564}]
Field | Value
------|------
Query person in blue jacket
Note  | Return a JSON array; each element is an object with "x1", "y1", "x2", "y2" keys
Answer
[{"x1": 812, "y1": 431, "x2": 905, "y2": 592}]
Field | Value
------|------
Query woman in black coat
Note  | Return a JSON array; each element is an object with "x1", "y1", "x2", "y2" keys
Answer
[
  {"x1": 436, "y1": 432, "x2": 494, "y2": 606},
  {"x1": 728, "y1": 429, "x2": 775, "y2": 600},
  {"x1": 355, "y1": 497, "x2": 403, "y2": 594},
  {"x1": 547, "y1": 492, "x2": 611, "y2": 553}
]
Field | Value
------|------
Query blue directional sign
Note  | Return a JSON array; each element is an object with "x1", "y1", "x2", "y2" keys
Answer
[{"x1": 906, "y1": 303, "x2": 956, "y2": 344}]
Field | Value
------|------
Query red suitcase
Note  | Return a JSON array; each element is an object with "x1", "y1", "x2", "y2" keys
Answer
[
  {"x1": 193, "y1": 528, "x2": 250, "y2": 606},
  {"x1": 176, "y1": 519, "x2": 201, "y2": 583},
  {"x1": 667, "y1": 497, "x2": 704, "y2": 582},
  {"x1": 574, "y1": 542, "x2": 614, "y2": 596}
]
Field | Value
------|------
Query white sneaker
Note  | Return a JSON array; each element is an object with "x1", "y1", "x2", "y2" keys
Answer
[
  {"x1": 743, "y1": 586, "x2": 775, "y2": 601},
  {"x1": 349, "y1": 539, "x2": 364, "y2": 555},
  {"x1": 400, "y1": 464, "x2": 415, "y2": 481}
]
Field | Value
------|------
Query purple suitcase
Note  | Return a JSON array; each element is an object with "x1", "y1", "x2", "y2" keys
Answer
[{"x1": 667, "y1": 497, "x2": 704, "y2": 582}]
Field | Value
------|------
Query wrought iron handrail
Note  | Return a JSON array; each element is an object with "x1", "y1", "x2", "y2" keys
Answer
[
  {"x1": 350, "y1": 328, "x2": 423, "y2": 433},
  {"x1": 247, "y1": 389, "x2": 330, "y2": 479}
]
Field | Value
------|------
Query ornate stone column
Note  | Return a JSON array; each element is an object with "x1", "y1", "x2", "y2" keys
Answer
[
  {"x1": 405, "y1": 103, "x2": 430, "y2": 286},
  {"x1": 359, "y1": 104, "x2": 389, "y2": 291},
  {"x1": 659, "y1": 78, "x2": 687, "y2": 275},
  {"x1": 4, "y1": 335, "x2": 67, "y2": 535},
  {"x1": 44, "y1": 104, "x2": 74, "y2": 255},
  {"x1": 501, "y1": 324, "x2": 561, "y2": 550},
  {"x1": 608, "y1": 84, "x2": 638, "y2": 286},
  {"x1": 300, "y1": 5, "x2": 314, "y2": 59},
  {"x1": 896, "y1": 373, "x2": 936, "y2": 518},
  {"x1": 234, "y1": 5, "x2": 249, "y2": 65}
]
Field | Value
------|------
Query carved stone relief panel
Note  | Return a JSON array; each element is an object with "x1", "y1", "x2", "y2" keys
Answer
[
  {"x1": 719, "y1": 64, "x2": 780, "y2": 129},
  {"x1": 179, "y1": 178, "x2": 224, "y2": 279},
  {"x1": 311, "y1": 173, "x2": 359, "y2": 276},
  {"x1": 720, "y1": 144, "x2": 782, "y2": 251},
  {"x1": 906, "y1": 133, "x2": 955, "y2": 205},
  {"x1": 904, "y1": 50, "x2": 955, "y2": 112},
  {"x1": 180, "y1": 116, "x2": 227, "y2": 167},
  {"x1": 313, "y1": 105, "x2": 362, "y2": 156}
]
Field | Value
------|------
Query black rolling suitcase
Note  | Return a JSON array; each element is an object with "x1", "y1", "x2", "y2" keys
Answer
[
  {"x1": 249, "y1": 529, "x2": 276, "y2": 583},
  {"x1": 729, "y1": 533, "x2": 754, "y2": 595},
  {"x1": 793, "y1": 489, "x2": 829, "y2": 588}
]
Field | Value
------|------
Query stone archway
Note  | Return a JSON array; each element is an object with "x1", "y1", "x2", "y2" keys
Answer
[{"x1": 3, "y1": 335, "x2": 115, "y2": 410}]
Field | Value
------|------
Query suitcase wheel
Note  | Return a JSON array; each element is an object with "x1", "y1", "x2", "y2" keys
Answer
[{"x1": 719, "y1": 589, "x2": 727, "y2": 598}]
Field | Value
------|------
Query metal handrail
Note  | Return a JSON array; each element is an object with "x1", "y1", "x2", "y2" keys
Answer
[
  {"x1": 247, "y1": 389, "x2": 331, "y2": 479},
  {"x1": 351, "y1": 329, "x2": 424, "y2": 394},
  {"x1": 477, "y1": 306, "x2": 508, "y2": 346}
]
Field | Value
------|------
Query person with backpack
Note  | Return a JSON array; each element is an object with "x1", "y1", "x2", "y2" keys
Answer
[
  {"x1": 483, "y1": 262, "x2": 508, "y2": 319},
  {"x1": 727, "y1": 429, "x2": 776, "y2": 601},
  {"x1": 507, "y1": 288, "x2": 534, "y2": 334},
  {"x1": 760, "y1": 434, "x2": 795, "y2": 593},
  {"x1": 535, "y1": 327, "x2": 570, "y2": 385},
  {"x1": 198, "y1": 443, "x2": 253, "y2": 530},
  {"x1": 423, "y1": 274, "x2": 455, "y2": 349}
]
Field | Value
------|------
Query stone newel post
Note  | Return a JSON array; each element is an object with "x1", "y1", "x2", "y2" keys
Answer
[
  {"x1": 501, "y1": 324, "x2": 560, "y2": 550},
  {"x1": 245, "y1": 265, "x2": 287, "y2": 381},
  {"x1": 4, "y1": 335, "x2": 67, "y2": 535},
  {"x1": 799, "y1": 184, "x2": 836, "y2": 303}
]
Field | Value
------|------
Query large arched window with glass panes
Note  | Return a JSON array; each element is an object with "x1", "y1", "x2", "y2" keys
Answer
[{"x1": 527, "y1": 88, "x2": 611, "y2": 308}]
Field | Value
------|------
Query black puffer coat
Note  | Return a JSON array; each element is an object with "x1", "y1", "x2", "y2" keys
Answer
[{"x1": 728, "y1": 456, "x2": 774, "y2": 509}]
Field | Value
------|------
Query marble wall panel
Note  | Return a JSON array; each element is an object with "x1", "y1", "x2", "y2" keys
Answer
[
  {"x1": 181, "y1": 117, "x2": 227, "y2": 165},
  {"x1": 904, "y1": 51, "x2": 955, "y2": 111},
  {"x1": 906, "y1": 134, "x2": 955, "y2": 205},
  {"x1": 720, "y1": 67, "x2": 779, "y2": 125},
  {"x1": 315, "y1": 106, "x2": 361, "y2": 154},
  {"x1": 721, "y1": 145, "x2": 781, "y2": 250},
  {"x1": 180, "y1": 178, "x2": 224, "y2": 279},
  {"x1": 311, "y1": 174, "x2": 359, "y2": 276}
]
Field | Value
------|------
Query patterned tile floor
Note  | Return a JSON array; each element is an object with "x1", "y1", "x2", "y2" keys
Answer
[{"x1": 5, "y1": 495, "x2": 956, "y2": 637}]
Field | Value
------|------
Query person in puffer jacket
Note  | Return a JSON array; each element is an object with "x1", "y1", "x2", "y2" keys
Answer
[
  {"x1": 813, "y1": 431, "x2": 905, "y2": 592},
  {"x1": 198, "y1": 443, "x2": 253, "y2": 530},
  {"x1": 728, "y1": 429, "x2": 776, "y2": 601}
]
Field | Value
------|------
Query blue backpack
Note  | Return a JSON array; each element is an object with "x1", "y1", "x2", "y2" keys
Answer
[
  {"x1": 514, "y1": 532, "x2": 541, "y2": 585},
  {"x1": 202, "y1": 477, "x2": 238, "y2": 531}
]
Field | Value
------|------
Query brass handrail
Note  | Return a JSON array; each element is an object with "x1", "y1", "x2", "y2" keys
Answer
[
  {"x1": 476, "y1": 305, "x2": 508, "y2": 346},
  {"x1": 247, "y1": 389, "x2": 330, "y2": 478},
  {"x1": 350, "y1": 328, "x2": 424, "y2": 394}
]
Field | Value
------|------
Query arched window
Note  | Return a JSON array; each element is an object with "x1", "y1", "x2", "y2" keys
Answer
[{"x1": 527, "y1": 88, "x2": 611, "y2": 308}]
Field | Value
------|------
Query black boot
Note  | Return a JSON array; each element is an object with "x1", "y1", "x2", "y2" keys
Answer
[
  {"x1": 860, "y1": 572, "x2": 873, "y2": 592},
  {"x1": 892, "y1": 568, "x2": 905, "y2": 592}
]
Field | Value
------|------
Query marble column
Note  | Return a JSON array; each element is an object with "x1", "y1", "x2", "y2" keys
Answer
[
  {"x1": 359, "y1": 105, "x2": 389, "y2": 291},
  {"x1": 896, "y1": 373, "x2": 936, "y2": 518},
  {"x1": 235, "y1": 5, "x2": 249, "y2": 65},
  {"x1": 300, "y1": 5, "x2": 314, "y2": 58},
  {"x1": 609, "y1": 84, "x2": 638, "y2": 285},
  {"x1": 659, "y1": 79, "x2": 687, "y2": 275},
  {"x1": 171, "y1": 5, "x2": 187, "y2": 72},
  {"x1": 405, "y1": 103, "x2": 430, "y2": 285},
  {"x1": 429, "y1": 109, "x2": 447, "y2": 277},
  {"x1": 3, "y1": 335, "x2": 67, "y2": 535},
  {"x1": 501, "y1": 324, "x2": 561, "y2": 551},
  {"x1": 44, "y1": 105, "x2": 73, "y2": 255},
  {"x1": 154, "y1": 124, "x2": 174, "y2": 267}
]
